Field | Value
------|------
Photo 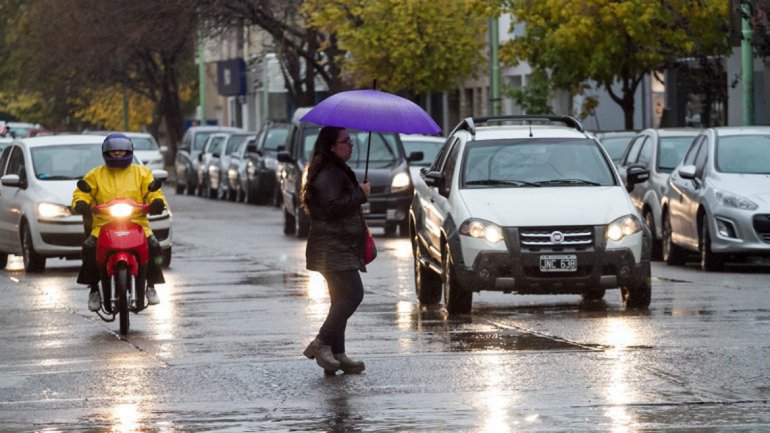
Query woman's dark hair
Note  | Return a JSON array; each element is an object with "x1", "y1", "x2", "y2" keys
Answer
[{"x1": 300, "y1": 126, "x2": 345, "y2": 211}]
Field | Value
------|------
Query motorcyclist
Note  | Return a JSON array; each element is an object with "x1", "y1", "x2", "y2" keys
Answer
[{"x1": 72, "y1": 132, "x2": 168, "y2": 311}]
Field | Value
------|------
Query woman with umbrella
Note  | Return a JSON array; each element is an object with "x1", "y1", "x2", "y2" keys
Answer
[{"x1": 301, "y1": 126, "x2": 370, "y2": 375}]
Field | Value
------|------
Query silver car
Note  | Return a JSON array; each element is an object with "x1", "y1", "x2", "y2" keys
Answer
[
  {"x1": 661, "y1": 126, "x2": 770, "y2": 271},
  {"x1": 618, "y1": 128, "x2": 699, "y2": 258},
  {"x1": 0, "y1": 135, "x2": 172, "y2": 272}
]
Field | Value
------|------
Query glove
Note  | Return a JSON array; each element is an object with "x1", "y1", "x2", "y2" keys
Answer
[
  {"x1": 73, "y1": 201, "x2": 91, "y2": 216},
  {"x1": 148, "y1": 199, "x2": 165, "y2": 215}
]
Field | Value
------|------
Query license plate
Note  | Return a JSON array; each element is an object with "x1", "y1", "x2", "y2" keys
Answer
[
  {"x1": 539, "y1": 255, "x2": 577, "y2": 272},
  {"x1": 362, "y1": 203, "x2": 370, "y2": 214}
]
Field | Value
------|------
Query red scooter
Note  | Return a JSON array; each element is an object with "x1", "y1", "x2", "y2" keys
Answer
[{"x1": 77, "y1": 180, "x2": 159, "y2": 335}]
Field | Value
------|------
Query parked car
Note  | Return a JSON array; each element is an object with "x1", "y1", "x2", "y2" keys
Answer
[
  {"x1": 400, "y1": 134, "x2": 445, "y2": 179},
  {"x1": 594, "y1": 130, "x2": 637, "y2": 164},
  {"x1": 197, "y1": 132, "x2": 231, "y2": 198},
  {"x1": 410, "y1": 115, "x2": 652, "y2": 314},
  {"x1": 4, "y1": 122, "x2": 44, "y2": 138},
  {"x1": 618, "y1": 128, "x2": 699, "y2": 258},
  {"x1": 84, "y1": 131, "x2": 167, "y2": 170},
  {"x1": 248, "y1": 121, "x2": 289, "y2": 205},
  {"x1": 175, "y1": 125, "x2": 243, "y2": 195},
  {"x1": 208, "y1": 132, "x2": 250, "y2": 200},
  {"x1": 277, "y1": 107, "x2": 422, "y2": 237},
  {"x1": 225, "y1": 134, "x2": 258, "y2": 202},
  {"x1": 660, "y1": 126, "x2": 770, "y2": 271},
  {"x1": 0, "y1": 135, "x2": 172, "y2": 271}
]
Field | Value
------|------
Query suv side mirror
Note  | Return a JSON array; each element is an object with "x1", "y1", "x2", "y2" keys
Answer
[
  {"x1": 423, "y1": 171, "x2": 444, "y2": 188},
  {"x1": 625, "y1": 164, "x2": 649, "y2": 192},
  {"x1": 212, "y1": 152, "x2": 220, "y2": 158},
  {"x1": 246, "y1": 143, "x2": 258, "y2": 154},
  {"x1": 160, "y1": 145, "x2": 169, "y2": 154},
  {"x1": 1, "y1": 174, "x2": 22, "y2": 188},
  {"x1": 678, "y1": 164, "x2": 696, "y2": 180},
  {"x1": 198, "y1": 153, "x2": 204, "y2": 162},
  {"x1": 151, "y1": 169, "x2": 168, "y2": 182},
  {"x1": 406, "y1": 151, "x2": 424, "y2": 163},
  {"x1": 277, "y1": 151, "x2": 294, "y2": 164}
]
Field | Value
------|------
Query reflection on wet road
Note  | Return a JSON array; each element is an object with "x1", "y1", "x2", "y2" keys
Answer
[{"x1": 2, "y1": 192, "x2": 770, "y2": 431}]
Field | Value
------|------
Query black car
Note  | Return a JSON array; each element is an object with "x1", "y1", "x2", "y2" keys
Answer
[
  {"x1": 277, "y1": 107, "x2": 423, "y2": 237},
  {"x1": 249, "y1": 121, "x2": 289, "y2": 205}
]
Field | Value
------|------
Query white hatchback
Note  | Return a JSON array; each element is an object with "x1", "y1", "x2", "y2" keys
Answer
[
  {"x1": 410, "y1": 116, "x2": 652, "y2": 314},
  {"x1": 0, "y1": 135, "x2": 172, "y2": 271}
]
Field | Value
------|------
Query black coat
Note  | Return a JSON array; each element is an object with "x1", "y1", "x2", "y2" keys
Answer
[{"x1": 305, "y1": 156, "x2": 368, "y2": 272}]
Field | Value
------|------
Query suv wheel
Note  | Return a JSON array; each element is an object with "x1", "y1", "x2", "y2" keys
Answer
[
  {"x1": 662, "y1": 212, "x2": 686, "y2": 266},
  {"x1": 442, "y1": 245, "x2": 472, "y2": 315},
  {"x1": 700, "y1": 221, "x2": 723, "y2": 272},
  {"x1": 384, "y1": 224, "x2": 397, "y2": 237},
  {"x1": 22, "y1": 223, "x2": 46, "y2": 272},
  {"x1": 185, "y1": 174, "x2": 196, "y2": 195},
  {"x1": 283, "y1": 204, "x2": 296, "y2": 235},
  {"x1": 175, "y1": 182, "x2": 185, "y2": 194},
  {"x1": 621, "y1": 262, "x2": 651, "y2": 309},
  {"x1": 644, "y1": 210, "x2": 661, "y2": 261},
  {"x1": 413, "y1": 236, "x2": 441, "y2": 304}
]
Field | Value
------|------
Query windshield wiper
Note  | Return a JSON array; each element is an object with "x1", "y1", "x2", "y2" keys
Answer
[
  {"x1": 536, "y1": 178, "x2": 601, "y2": 186},
  {"x1": 466, "y1": 179, "x2": 541, "y2": 187},
  {"x1": 38, "y1": 175, "x2": 78, "y2": 180}
]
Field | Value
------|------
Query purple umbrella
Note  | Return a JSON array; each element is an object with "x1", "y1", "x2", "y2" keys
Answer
[{"x1": 300, "y1": 89, "x2": 441, "y2": 180}]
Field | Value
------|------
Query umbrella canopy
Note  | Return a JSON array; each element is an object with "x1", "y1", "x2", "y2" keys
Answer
[{"x1": 300, "y1": 90, "x2": 441, "y2": 135}]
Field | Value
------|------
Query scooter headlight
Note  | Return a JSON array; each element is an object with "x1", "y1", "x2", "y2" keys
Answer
[{"x1": 109, "y1": 203, "x2": 134, "y2": 218}]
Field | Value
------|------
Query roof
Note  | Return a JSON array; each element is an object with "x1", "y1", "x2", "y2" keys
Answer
[
  {"x1": 19, "y1": 134, "x2": 104, "y2": 148},
  {"x1": 399, "y1": 134, "x2": 444, "y2": 142},
  {"x1": 473, "y1": 125, "x2": 590, "y2": 141},
  {"x1": 712, "y1": 126, "x2": 770, "y2": 136}
]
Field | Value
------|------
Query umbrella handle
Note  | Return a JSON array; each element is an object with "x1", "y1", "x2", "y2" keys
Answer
[{"x1": 364, "y1": 130, "x2": 372, "y2": 182}]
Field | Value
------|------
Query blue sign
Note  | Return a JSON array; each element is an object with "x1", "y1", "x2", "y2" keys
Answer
[{"x1": 217, "y1": 58, "x2": 246, "y2": 96}]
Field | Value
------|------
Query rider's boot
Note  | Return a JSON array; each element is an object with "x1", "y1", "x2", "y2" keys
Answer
[
  {"x1": 146, "y1": 286, "x2": 160, "y2": 305},
  {"x1": 88, "y1": 285, "x2": 101, "y2": 311}
]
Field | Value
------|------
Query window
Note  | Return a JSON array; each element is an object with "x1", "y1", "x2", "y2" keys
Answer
[
  {"x1": 694, "y1": 139, "x2": 709, "y2": 179},
  {"x1": 439, "y1": 140, "x2": 460, "y2": 196},
  {"x1": 624, "y1": 136, "x2": 645, "y2": 164},
  {"x1": 635, "y1": 137, "x2": 652, "y2": 166},
  {"x1": 683, "y1": 137, "x2": 704, "y2": 165},
  {"x1": 716, "y1": 135, "x2": 770, "y2": 174},
  {"x1": 657, "y1": 136, "x2": 695, "y2": 172},
  {"x1": 6, "y1": 146, "x2": 24, "y2": 177},
  {"x1": 0, "y1": 146, "x2": 11, "y2": 175}
]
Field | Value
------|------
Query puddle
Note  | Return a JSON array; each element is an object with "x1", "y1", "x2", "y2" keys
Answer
[{"x1": 447, "y1": 330, "x2": 585, "y2": 352}]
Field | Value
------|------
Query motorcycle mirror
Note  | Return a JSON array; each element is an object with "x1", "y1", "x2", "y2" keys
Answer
[
  {"x1": 77, "y1": 179, "x2": 92, "y2": 193},
  {"x1": 148, "y1": 179, "x2": 162, "y2": 192}
]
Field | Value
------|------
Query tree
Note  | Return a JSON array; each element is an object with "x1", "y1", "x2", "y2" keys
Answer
[
  {"x1": 505, "y1": 69, "x2": 554, "y2": 114},
  {"x1": 501, "y1": 0, "x2": 730, "y2": 129},
  {"x1": 302, "y1": 0, "x2": 499, "y2": 97},
  {"x1": 3, "y1": 0, "x2": 197, "y2": 157},
  {"x1": 199, "y1": 0, "x2": 349, "y2": 106}
]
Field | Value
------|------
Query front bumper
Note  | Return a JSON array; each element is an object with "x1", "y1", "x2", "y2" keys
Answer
[
  {"x1": 451, "y1": 226, "x2": 650, "y2": 295},
  {"x1": 362, "y1": 190, "x2": 412, "y2": 227},
  {"x1": 709, "y1": 209, "x2": 770, "y2": 256}
]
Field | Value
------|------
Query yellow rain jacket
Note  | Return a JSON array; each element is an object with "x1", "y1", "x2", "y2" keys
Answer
[{"x1": 72, "y1": 164, "x2": 167, "y2": 238}]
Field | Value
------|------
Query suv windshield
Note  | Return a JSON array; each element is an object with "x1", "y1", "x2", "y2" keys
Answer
[
  {"x1": 194, "y1": 132, "x2": 214, "y2": 151},
  {"x1": 657, "y1": 136, "x2": 694, "y2": 172},
  {"x1": 463, "y1": 138, "x2": 616, "y2": 188},
  {"x1": 32, "y1": 144, "x2": 137, "y2": 180},
  {"x1": 716, "y1": 134, "x2": 770, "y2": 174},
  {"x1": 302, "y1": 126, "x2": 400, "y2": 168},
  {"x1": 264, "y1": 127, "x2": 289, "y2": 151}
]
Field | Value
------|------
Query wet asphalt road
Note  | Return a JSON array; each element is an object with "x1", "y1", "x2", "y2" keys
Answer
[{"x1": 2, "y1": 189, "x2": 770, "y2": 432}]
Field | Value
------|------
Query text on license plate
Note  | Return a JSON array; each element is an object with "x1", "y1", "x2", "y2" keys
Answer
[
  {"x1": 362, "y1": 203, "x2": 371, "y2": 214},
  {"x1": 539, "y1": 255, "x2": 577, "y2": 272}
]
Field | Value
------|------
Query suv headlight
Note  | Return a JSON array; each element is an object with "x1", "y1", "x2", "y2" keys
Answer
[
  {"x1": 715, "y1": 189, "x2": 758, "y2": 210},
  {"x1": 459, "y1": 219, "x2": 504, "y2": 243},
  {"x1": 606, "y1": 215, "x2": 642, "y2": 241},
  {"x1": 391, "y1": 172, "x2": 410, "y2": 192},
  {"x1": 264, "y1": 157, "x2": 277, "y2": 170},
  {"x1": 37, "y1": 202, "x2": 71, "y2": 218}
]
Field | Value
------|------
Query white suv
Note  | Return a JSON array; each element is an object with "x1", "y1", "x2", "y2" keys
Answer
[{"x1": 409, "y1": 115, "x2": 652, "y2": 314}]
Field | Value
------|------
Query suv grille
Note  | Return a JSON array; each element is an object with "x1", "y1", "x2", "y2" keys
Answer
[
  {"x1": 754, "y1": 214, "x2": 770, "y2": 243},
  {"x1": 520, "y1": 226, "x2": 594, "y2": 247}
]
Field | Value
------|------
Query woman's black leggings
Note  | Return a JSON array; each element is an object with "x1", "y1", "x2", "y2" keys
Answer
[{"x1": 317, "y1": 270, "x2": 364, "y2": 355}]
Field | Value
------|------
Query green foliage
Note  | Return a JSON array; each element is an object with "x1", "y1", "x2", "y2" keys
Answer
[
  {"x1": 303, "y1": 0, "x2": 502, "y2": 96},
  {"x1": 500, "y1": 0, "x2": 731, "y2": 128},
  {"x1": 505, "y1": 69, "x2": 553, "y2": 114}
]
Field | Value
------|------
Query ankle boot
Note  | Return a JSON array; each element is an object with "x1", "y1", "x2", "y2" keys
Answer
[
  {"x1": 335, "y1": 353, "x2": 365, "y2": 374},
  {"x1": 303, "y1": 338, "x2": 340, "y2": 371}
]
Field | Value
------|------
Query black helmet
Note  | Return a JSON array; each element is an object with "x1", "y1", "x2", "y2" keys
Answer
[{"x1": 102, "y1": 132, "x2": 134, "y2": 168}]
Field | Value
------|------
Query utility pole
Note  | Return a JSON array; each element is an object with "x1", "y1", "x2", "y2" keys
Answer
[
  {"x1": 489, "y1": 17, "x2": 501, "y2": 116},
  {"x1": 198, "y1": 21, "x2": 207, "y2": 124},
  {"x1": 742, "y1": 0, "x2": 754, "y2": 125}
]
